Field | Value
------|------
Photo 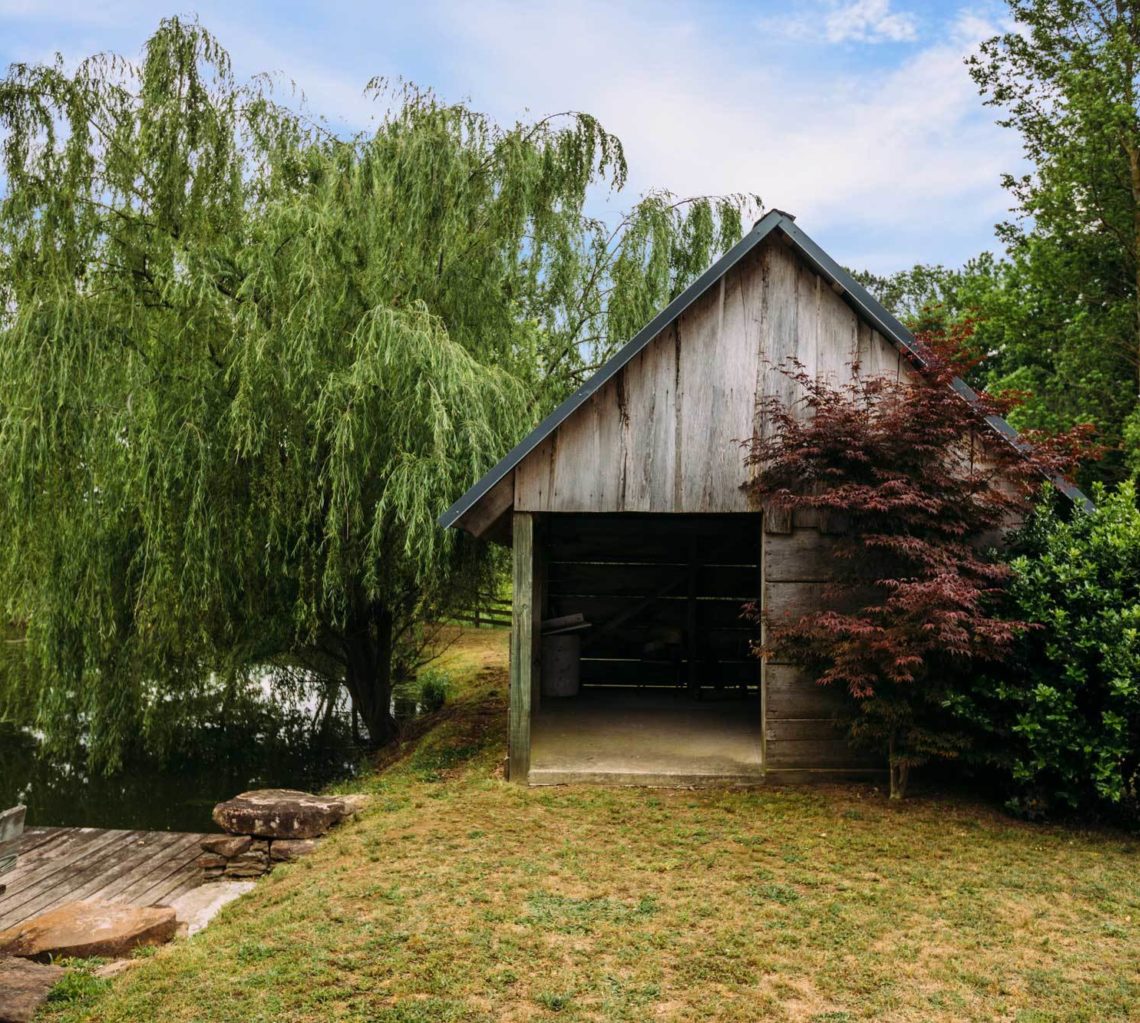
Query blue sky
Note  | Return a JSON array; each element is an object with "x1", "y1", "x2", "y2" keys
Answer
[{"x1": 0, "y1": 0, "x2": 1022, "y2": 274}]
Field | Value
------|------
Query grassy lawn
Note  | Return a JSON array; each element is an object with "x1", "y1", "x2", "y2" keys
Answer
[{"x1": 43, "y1": 627, "x2": 1140, "y2": 1023}]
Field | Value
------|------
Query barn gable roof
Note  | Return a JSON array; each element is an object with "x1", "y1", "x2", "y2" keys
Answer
[{"x1": 440, "y1": 210, "x2": 1088, "y2": 531}]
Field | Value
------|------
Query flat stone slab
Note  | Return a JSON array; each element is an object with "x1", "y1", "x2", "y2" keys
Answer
[
  {"x1": 0, "y1": 955, "x2": 64, "y2": 1023},
  {"x1": 212, "y1": 789, "x2": 352, "y2": 839},
  {"x1": 0, "y1": 900, "x2": 177, "y2": 961},
  {"x1": 168, "y1": 881, "x2": 255, "y2": 937},
  {"x1": 199, "y1": 834, "x2": 252, "y2": 857}
]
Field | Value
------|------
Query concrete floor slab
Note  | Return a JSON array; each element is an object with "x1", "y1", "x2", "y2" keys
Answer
[{"x1": 530, "y1": 690, "x2": 762, "y2": 786}]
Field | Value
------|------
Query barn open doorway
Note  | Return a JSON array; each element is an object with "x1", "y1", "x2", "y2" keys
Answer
[{"x1": 529, "y1": 513, "x2": 762, "y2": 785}]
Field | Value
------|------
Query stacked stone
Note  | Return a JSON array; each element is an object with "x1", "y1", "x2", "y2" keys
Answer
[
  {"x1": 196, "y1": 834, "x2": 317, "y2": 879},
  {"x1": 197, "y1": 789, "x2": 365, "y2": 882}
]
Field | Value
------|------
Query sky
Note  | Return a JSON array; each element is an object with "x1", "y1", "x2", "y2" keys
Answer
[{"x1": 0, "y1": 0, "x2": 1024, "y2": 274}]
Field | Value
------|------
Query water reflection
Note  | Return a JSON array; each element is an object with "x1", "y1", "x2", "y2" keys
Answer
[{"x1": 0, "y1": 682, "x2": 427, "y2": 833}]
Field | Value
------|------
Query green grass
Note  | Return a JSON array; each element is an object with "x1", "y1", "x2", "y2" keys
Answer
[{"x1": 41, "y1": 626, "x2": 1140, "y2": 1022}]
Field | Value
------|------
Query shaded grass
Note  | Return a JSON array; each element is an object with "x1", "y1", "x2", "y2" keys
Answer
[{"x1": 42, "y1": 627, "x2": 1140, "y2": 1022}]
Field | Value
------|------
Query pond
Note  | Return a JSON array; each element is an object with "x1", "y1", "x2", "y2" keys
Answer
[
  {"x1": 0, "y1": 722, "x2": 366, "y2": 833},
  {"x1": 0, "y1": 659, "x2": 442, "y2": 834}
]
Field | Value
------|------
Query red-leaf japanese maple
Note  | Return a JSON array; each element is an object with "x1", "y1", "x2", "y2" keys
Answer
[{"x1": 743, "y1": 323, "x2": 1090, "y2": 798}]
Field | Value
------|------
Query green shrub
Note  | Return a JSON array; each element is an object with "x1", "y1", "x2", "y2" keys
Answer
[
  {"x1": 418, "y1": 669, "x2": 451, "y2": 712},
  {"x1": 953, "y1": 482, "x2": 1140, "y2": 819}
]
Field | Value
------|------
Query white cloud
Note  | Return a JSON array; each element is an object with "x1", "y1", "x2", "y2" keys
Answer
[
  {"x1": 825, "y1": 0, "x2": 918, "y2": 43},
  {"x1": 760, "y1": 0, "x2": 919, "y2": 46},
  {"x1": 430, "y1": 1, "x2": 1015, "y2": 269}
]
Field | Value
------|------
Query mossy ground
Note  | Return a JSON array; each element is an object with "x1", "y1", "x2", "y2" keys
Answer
[{"x1": 42, "y1": 627, "x2": 1140, "y2": 1022}]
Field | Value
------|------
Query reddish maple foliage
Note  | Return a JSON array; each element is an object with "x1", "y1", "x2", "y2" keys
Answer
[{"x1": 743, "y1": 322, "x2": 1093, "y2": 798}]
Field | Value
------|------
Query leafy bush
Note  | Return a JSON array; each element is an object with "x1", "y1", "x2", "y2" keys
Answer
[
  {"x1": 418, "y1": 670, "x2": 451, "y2": 712},
  {"x1": 953, "y1": 482, "x2": 1140, "y2": 819}
]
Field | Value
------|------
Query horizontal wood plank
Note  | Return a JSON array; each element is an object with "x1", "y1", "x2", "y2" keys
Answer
[
  {"x1": 765, "y1": 717, "x2": 847, "y2": 741},
  {"x1": 580, "y1": 658, "x2": 758, "y2": 687},
  {"x1": 549, "y1": 594, "x2": 753, "y2": 631},
  {"x1": 766, "y1": 737, "x2": 878, "y2": 768},
  {"x1": 548, "y1": 562, "x2": 759, "y2": 600},
  {"x1": 765, "y1": 664, "x2": 855, "y2": 719},
  {"x1": 764, "y1": 531, "x2": 845, "y2": 582},
  {"x1": 583, "y1": 627, "x2": 756, "y2": 662}
]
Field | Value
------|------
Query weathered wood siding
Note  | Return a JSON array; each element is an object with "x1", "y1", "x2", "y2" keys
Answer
[
  {"x1": 514, "y1": 236, "x2": 908, "y2": 514},
  {"x1": 763, "y1": 527, "x2": 878, "y2": 775}
]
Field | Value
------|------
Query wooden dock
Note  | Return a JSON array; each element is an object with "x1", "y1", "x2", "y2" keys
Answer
[{"x1": 0, "y1": 827, "x2": 210, "y2": 932}]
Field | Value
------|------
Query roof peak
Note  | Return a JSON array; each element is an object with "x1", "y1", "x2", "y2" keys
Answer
[{"x1": 439, "y1": 215, "x2": 1089, "y2": 530}]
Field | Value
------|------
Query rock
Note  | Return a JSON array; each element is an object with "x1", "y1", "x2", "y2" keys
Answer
[
  {"x1": 211, "y1": 789, "x2": 351, "y2": 839},
  {"x1": 195, "y1": 853, "x2": 228, "y2": 871},
  {"x1": 199, "y1": 834, "x2": 252, "y2": 857},
  {"x1": 222, "y1": 848, "x2": 269, "y2": 877},
  {"x1": 0, "y1": 955, "x2": 65, "y2": 1023},
  {"x1": 93, "y1": 958, "x2": 141, "y2": 980},
  {"x1": 0, "y1": 900, "x2": 177, "y2": 961},
  {"x1": 269, "y1": 838, "x2": 318, "y2": 862},
  {"x1": 167, "y1": 881, "x2": 255, "y2": 937},
  {"x1": 340, "y1": 794, "x2": 371, "y2": 817},
  {"x1": 223, "y1": 864, "x2": 267, "y2": 879}
]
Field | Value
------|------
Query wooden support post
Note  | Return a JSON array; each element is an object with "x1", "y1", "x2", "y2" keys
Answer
[
  {"x1": 509, "y1": 512, "x2": 535, "y2": 783},
  {"x1": 0, "y1": 804, "x2": 26, "y2": 884},
  {"x1": 759, "y1": 517, "x2": 768, "y2": 774}
]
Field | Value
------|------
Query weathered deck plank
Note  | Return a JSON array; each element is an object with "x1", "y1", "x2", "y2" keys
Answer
[{"x1": 0, "y1": 827, "x2": 211, "y2": 932}]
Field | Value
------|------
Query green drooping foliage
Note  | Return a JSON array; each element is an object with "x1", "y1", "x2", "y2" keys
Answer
[
  {"x1": 0, "y1": 18, "x2": 750, "y2": 765},
  {"x1": 950, "y1": 483, "x2": 1140, "y2": 821}
]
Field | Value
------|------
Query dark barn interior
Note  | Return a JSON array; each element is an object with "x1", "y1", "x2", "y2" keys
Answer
[
  {"x1": 545, "y1": 513, "x2": 760, "y2": 693},
  {"x1": 529, "y1": 513, "x2": 764, "y2": 784}
]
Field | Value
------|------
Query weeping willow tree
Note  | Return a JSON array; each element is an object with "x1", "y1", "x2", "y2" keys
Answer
[{"x1": 0, "y1": 18, "x2": 751, "y2": 765}]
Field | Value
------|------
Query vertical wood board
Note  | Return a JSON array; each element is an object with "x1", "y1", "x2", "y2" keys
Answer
[
  {"x1": 509, "y1": 512, "x2": 535, "y2": 782},
  {"x1": 513, "y1": 237, "x2": 889, "y2": 515}
]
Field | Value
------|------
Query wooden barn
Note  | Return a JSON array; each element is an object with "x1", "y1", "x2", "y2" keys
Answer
[{"x1": 439, "y1": 209, "x2": 1058, "y2": 786}]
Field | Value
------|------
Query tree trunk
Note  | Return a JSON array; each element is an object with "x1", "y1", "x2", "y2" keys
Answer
[
  {"x1": 340, "y1": 602, "x2": 398, "y2": 747},
  {"x1": 889, "y1": 760, "x2": 910, "y2": 801},
  {"x1": 887, "y1": 733, "x2": 909, "y2": 800}
]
